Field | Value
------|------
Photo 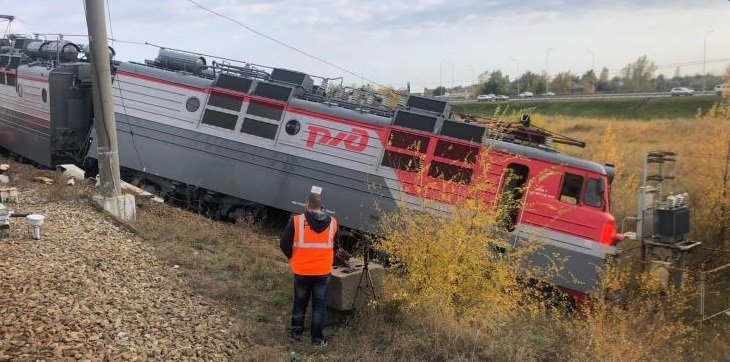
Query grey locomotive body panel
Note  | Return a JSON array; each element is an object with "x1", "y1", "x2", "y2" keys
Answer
[
  {"x1": 0, "y1": 62, "x2": 93, "y2": 168},
  {"x1": 90, "y1": 112, "x2": 398, "y2": 232}
]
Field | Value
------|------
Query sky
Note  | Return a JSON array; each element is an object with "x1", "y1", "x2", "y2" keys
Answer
[{"x1": 1, "y1": 0, "x2": 729, "y2": 91}]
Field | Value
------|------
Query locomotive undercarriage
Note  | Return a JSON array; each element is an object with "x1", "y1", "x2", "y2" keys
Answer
[
  {"x1": 120, "y1": 166, "x2": 364, "y2": 252},
  {"x1": 123, "y1": 168, "x2": 279, "y2": 224}
]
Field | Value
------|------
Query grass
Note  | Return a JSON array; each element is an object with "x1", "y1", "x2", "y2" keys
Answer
[
  {"x1": 546, "y1": 113, "x2": 730, "y2": 246},
  {"x1": 130, "y1": 202, "x2": 293, "y2": 357},
  {"x1": 125, "y1": 93, "x2": 730, "y2": 360},
  {"x1": 455, "y1": 95, "x2": 719, "y2": 120},
  {"x1": 1, "y1": 88, "x2": 727, "y2": 360}
]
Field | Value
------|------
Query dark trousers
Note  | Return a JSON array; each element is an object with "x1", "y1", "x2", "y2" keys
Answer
[{"x1": 291, "y1": 274, "x2": 330, "y2": 341}]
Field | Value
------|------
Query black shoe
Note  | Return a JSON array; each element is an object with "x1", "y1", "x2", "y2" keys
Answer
[
  {"x1": 289, "y1": 331, "x2": 303, "y2": 342},
  {"x1": 311, "y1": 339, "x2": 328, "y2": 348}
]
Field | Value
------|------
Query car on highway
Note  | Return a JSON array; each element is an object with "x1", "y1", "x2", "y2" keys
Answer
[
  {"x1": 496, "y1": 95, "x2": 509, "y2": 100},
  {"x1": 518, "y1": 91, "x2": 534, "y2": 98},
  {"x1": 541, "y1": 91, "x2": 556, "y2": 97},
  {"x1": 476, "y1": 94, "x2": 495, "y2": 102},
  {"x1": 715, "y1": 84, "x2": 727, "y2": 95},
  {"x1": 670, "y1": 87, "x2": 694, "y2": 96}
]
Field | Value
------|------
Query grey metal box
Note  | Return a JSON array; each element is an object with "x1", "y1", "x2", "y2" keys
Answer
[{"x1": 655, "y1": 207, "x2": 690, "y2": 243}]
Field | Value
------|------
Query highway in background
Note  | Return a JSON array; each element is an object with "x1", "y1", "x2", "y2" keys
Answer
[{"x1": 448, "y1": 91, "x2": 721, "y2": 104}]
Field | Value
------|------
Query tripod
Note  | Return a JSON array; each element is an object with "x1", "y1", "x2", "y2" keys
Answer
[{"x1": 351, "y1": 244, "x2": 378, "y2": 310}]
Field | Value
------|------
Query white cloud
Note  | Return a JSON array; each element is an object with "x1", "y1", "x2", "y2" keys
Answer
[{"x1": 0, "y1": 0, "x2": 728, "y2": 88}]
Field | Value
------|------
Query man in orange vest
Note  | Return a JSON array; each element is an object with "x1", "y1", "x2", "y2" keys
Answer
[{"x1": 279, "y1": 188, "x2": 339, "y2": 347}]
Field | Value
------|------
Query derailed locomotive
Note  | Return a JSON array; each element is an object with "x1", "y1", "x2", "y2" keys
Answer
[{"x1": 0, "y1": 34, "x2": 622, "y2": 298}]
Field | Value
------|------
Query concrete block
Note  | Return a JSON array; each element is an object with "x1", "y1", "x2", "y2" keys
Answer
[
  {"x1": 649, "y1": 261, "x2": 672, "y2": 288},
  {"x1": 58, "y1": 164, "x2": 86, "y2": 182},
  {"x1": 328, "y1": 259, "x2": 384, "y2": 311},
  {"x1": 92, "y1": 194, "x2": 137, "y2": 222},
  {"x1": 0, "y1": 187, "x2": 18, "y2": 203}
]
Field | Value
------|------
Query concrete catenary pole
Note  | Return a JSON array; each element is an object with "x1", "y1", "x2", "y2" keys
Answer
[
  {"x1": 84, "y1": 0, "x2": 135, "y2": 221},
  {"x1": 84, "y1": 0, "x2": 121, "y2": 197},
  {"x1": 702, "y1": 29, "x2": 714, "y2": 92}
]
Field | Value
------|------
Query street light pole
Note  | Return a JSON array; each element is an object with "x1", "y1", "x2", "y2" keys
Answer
[
  {"x1": 448, "y1": 62, "x2": 454, "y2": 89},
  {"x1": 439, "y1": 60, "x2": 454, "y2": 94},
  {"x1": 510, "y1": 58, "x2": 520, "y2": 96},
  {"x1": 545, "y1": 48, "x2": 554, "y2": 94},
  {"x1": 439, "y1": 61, "x2": 443, "y2": 91},
  {"x1": 703, "y1": 29, "x2": 714, "y2": 92},
  {"x1": 585, "y1": 48, "x2": 595, "y2": 93}
]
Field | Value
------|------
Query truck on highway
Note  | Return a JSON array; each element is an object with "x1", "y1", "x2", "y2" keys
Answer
[{"x1": 716, "y1": 84, "x2": 727, "y2": 96}]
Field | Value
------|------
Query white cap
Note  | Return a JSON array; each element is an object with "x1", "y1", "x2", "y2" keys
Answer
[{"x1": 310, "y1": 185, "x2": 322, "y2": 195}]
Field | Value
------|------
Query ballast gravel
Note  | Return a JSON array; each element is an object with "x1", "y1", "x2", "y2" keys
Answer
[{"x1": 0, "y1": 182, "x2": 245, "y2": 361}]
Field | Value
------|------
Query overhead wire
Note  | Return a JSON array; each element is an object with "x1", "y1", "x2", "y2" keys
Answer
[
  {"x1": 677, "y1": 154, "x2": 730, "y2": 161},
  {"x1": 103, "y1": 0, "x2": 146, "y2": 172},
  {"x1": 181, "y1": 0, "x2": 403, "y2": 95},
  {"x1": 30, "y1": 32, "x2": 148, "y2": 46}
]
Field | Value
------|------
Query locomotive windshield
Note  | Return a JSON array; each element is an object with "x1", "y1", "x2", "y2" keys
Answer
[{"x1": 584, "y1": 178, "x2": 605, "y2": 209}]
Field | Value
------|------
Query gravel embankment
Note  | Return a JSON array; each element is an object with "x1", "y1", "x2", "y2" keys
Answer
[{"x1": 0, "y1": 179, "x2": 245, "y2": 360}]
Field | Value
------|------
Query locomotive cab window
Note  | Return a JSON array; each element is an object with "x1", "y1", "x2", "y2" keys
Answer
[
  {"x1": 584, "y1": 178, "x2": 604, "y2": 209},
  {"x1": 559, "y1": 173, "x2": 583, "y2": 205}
]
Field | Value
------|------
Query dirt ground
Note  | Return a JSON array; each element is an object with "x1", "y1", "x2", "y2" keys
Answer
[{"x1": 0, "y1": 161, "x2": 246, "y2": 361}]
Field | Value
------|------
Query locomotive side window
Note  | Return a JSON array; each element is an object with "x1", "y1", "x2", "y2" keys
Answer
[
  {"x1": 381, "y1": 151, "x2": 423, "y2": 172},
  {"x1": 584, "y1": 178, "x2": 604, "y2": 209},
  {"x1": 201, "y1": 109, "x2": 238, "y2": 130},
  {"x1": 247, "y1": 101, "x2": 284, "y2": 120},
  {"x1": 499, "y1": 164, "x2": 529, "y2": 231},
  {"x1": 434, "y1": 140, "x2": 478, "y2": 164},
  {"x1": 207, "y1": 91, "x2": 242, "y2": 112},
  {"x1": 427, "y1": 161, "x2": 473, "y2": 184},
  {"x1": 388, "y1": 130, "x2": 429, "y2": 153},
  {"x1": 559, "y1": 173, "x2": 583, "y2": 205},
  {"x1": 241, "y1": 117, "x2": 278, "y2": 140}
]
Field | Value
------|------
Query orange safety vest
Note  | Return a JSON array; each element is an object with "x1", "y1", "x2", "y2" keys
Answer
[{"x1": 290, "y1": 214, "x2": 337, "y2": 276}]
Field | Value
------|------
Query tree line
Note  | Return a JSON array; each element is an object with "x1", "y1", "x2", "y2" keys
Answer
[{"x1": 430, "y1": 56, "x2": 726, "y2": 96}]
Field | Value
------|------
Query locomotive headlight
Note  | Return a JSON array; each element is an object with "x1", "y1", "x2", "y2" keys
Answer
[{"x1": 285, "y1": 119, "x2": 301, "y2": 135}]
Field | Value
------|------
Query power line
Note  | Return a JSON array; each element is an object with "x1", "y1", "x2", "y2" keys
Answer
[
  {"x1": 105, "y1": 0, "x2": 114, "y2": 47},
  {"x1": 25, "y1": 32, "x2": 149, "y2": 46},
  {"x1": 182, "y1": 0, "x2": 399, "y2": 94},
  {"x1": 104, "y1": 0, "x2": 146, "y2": 172}
]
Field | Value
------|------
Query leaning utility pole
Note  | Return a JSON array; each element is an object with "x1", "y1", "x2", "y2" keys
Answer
[{"x1": 85, "y1": 0, "x2": 136, "y2": 221}]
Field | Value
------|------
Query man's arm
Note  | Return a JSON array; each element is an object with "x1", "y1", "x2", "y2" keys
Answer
[
  {"x1": 333, "y1": 226, "x2": 352, "y2": 265},
  {"x1": 279, "y1": 216, "x2": 295, "y2": 259}
]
